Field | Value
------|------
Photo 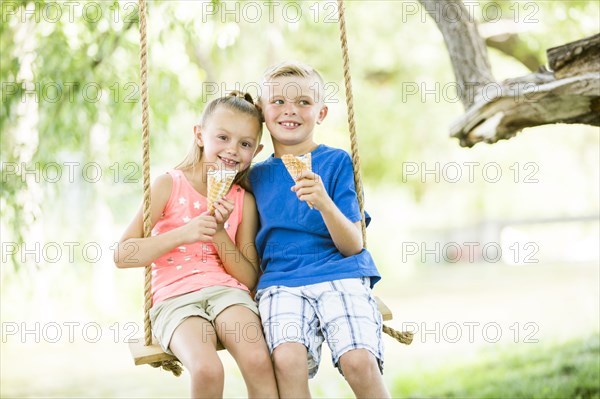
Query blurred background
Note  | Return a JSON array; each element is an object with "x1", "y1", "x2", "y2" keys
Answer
[{"x1": 1, "y1": 1, "x2": 599, "y2": 397}]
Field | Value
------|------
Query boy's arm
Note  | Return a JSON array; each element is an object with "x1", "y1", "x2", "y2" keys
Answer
[
  {"x1": 319, "y1": 201, "x2": 364, "y2": 256},
  {"x1": 292, "y1": 170, "x2": 363, "y2": 256}
]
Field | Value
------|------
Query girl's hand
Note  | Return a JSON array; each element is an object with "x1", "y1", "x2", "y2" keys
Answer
[
  {"x1": 180, "y1": 211, "x2": 217, "y2": 243},
  {"x1": 212, "y1": 198, "x2": 235, "y2": 232},
  {"x1": 291, "y1": 170, "x2": 333, "y2": 212}
]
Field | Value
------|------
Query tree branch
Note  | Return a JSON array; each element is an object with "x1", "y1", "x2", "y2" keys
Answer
[
  {"x1": 478, "y1": 19, "x2": 543, "y2": 72},
  {"x1": 450, "y1": 33, "x2": 600, "y2": 147},
  {"x1": 422, "y1": 0, "x2": 599, "y2": 147},
  {"x1": 450, "y1": 70, "x2": 599, "y2": 147},
  {"x1": 485, "y1": 33, "x2": 543, "y2": 72},
  {"x1": 548, "y1": 33, "x2": 600, "y2": 78}
]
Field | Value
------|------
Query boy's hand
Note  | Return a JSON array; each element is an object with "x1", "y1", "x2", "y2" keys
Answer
[
  {"x1": 212, "y1": 198, "x2": 235, "y2": 233},
  {"x1": 180, "y1": 211, "x2": 217, "y2": 243},
  {"x1": 291, "y1": 170, "x2": 333, "y2": 211}
]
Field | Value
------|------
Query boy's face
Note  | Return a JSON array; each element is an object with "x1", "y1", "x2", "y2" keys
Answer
[{"x1": 261, "y1": 75, "x2": 328, "y2": 151}]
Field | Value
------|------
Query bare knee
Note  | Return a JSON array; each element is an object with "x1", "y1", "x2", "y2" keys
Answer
[
  {"x1": 272, "y1": 343, "x2": 308, "y2": 377},
  {"x1": 339, "y1": 349, "x2": 380, "y2": 380},
  {"x1": 187, "y1": 359, "x2": 224, "y2": 386},
  {"x1": 239, "y1": 347, "x2": 274, "y2": 376}
]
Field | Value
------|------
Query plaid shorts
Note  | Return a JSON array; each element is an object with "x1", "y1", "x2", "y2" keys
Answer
[{"x1": 256, "y1": 277, "x2": 384, "y2": 378}]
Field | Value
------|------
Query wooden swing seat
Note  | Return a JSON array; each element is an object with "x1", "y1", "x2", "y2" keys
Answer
[{"x1": 128, "y1": 296, "x2": 393, "y2": 366}]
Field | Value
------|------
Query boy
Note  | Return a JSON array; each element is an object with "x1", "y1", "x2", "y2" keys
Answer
[{"x1": 249, "y1": 61, "x2": 389, "y2": 398}]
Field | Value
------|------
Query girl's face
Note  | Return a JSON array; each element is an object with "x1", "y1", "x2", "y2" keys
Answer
[{"x1": 195, "y1": 106, "x2": 263, "y2": 172}]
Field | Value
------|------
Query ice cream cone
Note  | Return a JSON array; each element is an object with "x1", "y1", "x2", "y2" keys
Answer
[
  {"x1": 207, "y1": 169, "x2": 237, "y2": 214},
  {"x1": 282, "y1": 153, "x2": 313, "y2": 209}
]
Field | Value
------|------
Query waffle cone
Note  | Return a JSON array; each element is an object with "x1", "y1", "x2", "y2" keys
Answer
[
  {"x1": 207, "y1": 169, "x2": 237, "y2": 213},
  {"x1": 282, "y1": 153, "x2": 313, "y2": 209}
]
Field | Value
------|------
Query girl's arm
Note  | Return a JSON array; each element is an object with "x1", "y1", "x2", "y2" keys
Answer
[
  {"x1": 114, "y1": 174, "x2": 217, "y2": 268},
  {"x1": 212, "y1": 192, "x2": 260, "y2": 290}
]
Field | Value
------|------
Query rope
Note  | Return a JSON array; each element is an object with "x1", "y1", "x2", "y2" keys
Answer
[
  {"x1": 138, "y1": 0, "x2": 152, "y2": 349},
  {"x1": 150, "y1": 360, "x2": 184, "y2": 377},
  {"x1": 336, "y1": 0, "x2": 366, "y2": 247},
  {"x1": 337, "y1": 0, "x2": 413, "y2": 345},
  {"x1": 383, "y1": 325, "x2": 414, "y2": 345},
  {"x1": 138, "y1": 0, "x2": 182, "y2": 376}
]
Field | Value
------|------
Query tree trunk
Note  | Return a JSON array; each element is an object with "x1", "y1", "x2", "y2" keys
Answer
[{"x1": 419, "y1": 0, "x2": 495, "y2": 109}]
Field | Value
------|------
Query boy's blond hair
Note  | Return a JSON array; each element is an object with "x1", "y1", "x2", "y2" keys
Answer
[{"x1": 261, "y1": 61, "x2": 325, "y2": 102}]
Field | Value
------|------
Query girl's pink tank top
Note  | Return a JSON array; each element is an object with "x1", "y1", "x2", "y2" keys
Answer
[{"x1": 150, "y1": 169, "x2": 248, "y2": 305}]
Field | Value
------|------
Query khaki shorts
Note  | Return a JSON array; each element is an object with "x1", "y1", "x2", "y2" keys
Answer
[{"x1": 150, "y1": 286, "x2": 259, "y2": 354}]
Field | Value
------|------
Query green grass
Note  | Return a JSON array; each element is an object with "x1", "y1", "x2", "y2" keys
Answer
[{"x1": 393, "y1": 335, "x2": 600, "y2": 399}]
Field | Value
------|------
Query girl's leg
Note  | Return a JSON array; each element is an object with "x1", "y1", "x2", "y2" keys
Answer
[
  {"x1": 214, "y1": 305, "x2": 279, "y2": 399},
  {"x1": 169, "y1": 316, "x2": 223, "y2": 399}
]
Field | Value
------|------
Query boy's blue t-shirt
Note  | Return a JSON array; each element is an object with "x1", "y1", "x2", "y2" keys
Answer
[{"x1": 249, "y1": 144, "x2": 381, "y2": 290}]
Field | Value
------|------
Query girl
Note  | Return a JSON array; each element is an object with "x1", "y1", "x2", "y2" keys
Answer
[{"x1": 114, "y1": 92, "x2": 278, "y2": 398}]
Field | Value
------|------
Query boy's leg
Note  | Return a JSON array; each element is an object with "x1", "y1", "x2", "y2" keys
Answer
[
  {"x1": 272, "y1": 342, "x2": 311, "y2": 398},
  {"x1": 169, "y1": 317, "x2": 224, "y2": 399},
  {"x1": 257, "y1": 286, "x2": 324, "y2": 399},
  {"x1": 311, "y1": 278, "x2": 389, "y2": 398},
  {"x1": 214, "y1": 305, "x2": 279, "y2": 399},
  {"x1": 339, "y1": 349, "x2": 390, "y2": 398}
]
